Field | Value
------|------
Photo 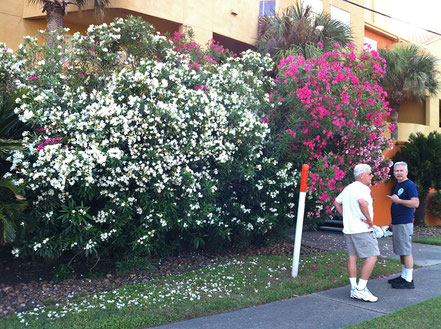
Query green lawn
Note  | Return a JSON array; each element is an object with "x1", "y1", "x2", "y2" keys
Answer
[
  {"x1": 0, "y1": 252, "x2": 402, "y2": 329},
  {"x1": 345, "y1": 295, "x2": 441, "y2": 329},
  {"x1": 414, "y1": 235, "x2": 441, "y2": 246}
]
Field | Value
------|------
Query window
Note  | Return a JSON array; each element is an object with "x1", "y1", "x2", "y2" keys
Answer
[
  {"x1": 259, "y1": 1, "x2": 276, "y2": 17},
  {"x1": 331, "y1": 5, "x2": 350, "y2": 26},
  {"x1": 304, "y1": 0, "x2": 323, "y2": 14}
]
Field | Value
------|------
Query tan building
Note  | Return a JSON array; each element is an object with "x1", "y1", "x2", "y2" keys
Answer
[
  {"x1": 1, "y1": 0, "x2": 264, "y2": 53},
  {"x1": 363, "y1": 0, "x2": 441, "y2": 142}
]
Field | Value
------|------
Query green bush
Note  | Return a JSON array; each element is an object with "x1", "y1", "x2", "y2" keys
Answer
[{"x1": 3, "y1": 17, "x2": 298, "y2": 260}]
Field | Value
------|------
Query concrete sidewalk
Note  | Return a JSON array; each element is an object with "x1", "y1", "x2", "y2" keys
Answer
[{"x1": 153, "y1": 232, "x2": 441, "y2": 329}]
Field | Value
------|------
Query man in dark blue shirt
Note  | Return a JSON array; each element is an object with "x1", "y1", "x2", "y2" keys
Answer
[{"x1": 387, "y1": 161, "x2": 419, "y2": 289}]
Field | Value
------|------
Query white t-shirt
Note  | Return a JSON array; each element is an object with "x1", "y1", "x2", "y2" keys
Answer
[{"x1": 335, "y1": 181, "x2": 373, "y2": 234}]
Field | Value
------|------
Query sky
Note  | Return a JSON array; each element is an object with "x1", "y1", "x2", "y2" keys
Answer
[{"x1": 372, "y1": 0, "x2": 441, "y2": 41}]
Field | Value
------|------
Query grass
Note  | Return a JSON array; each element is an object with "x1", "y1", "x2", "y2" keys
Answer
[
  {"x1": 414, "y1": 235, "x2": 441, "y2": 246},
  {"x1": 0, "y1": 252, "x2": 402, "y2": 329},
  {"x1": 345, "y1": 294, "x2": 441, "y2": 329}
]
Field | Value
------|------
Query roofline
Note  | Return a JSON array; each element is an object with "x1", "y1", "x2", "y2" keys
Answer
[
  {"x1": 423, "y1": 35, "x2": 441, "y2": 46},
  {"x1": 364, "y1": 22, "x2": 409, "y2": 43}
]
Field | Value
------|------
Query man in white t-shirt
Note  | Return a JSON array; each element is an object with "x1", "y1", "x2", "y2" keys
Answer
[{"x1": 333, "y1": 164, "x2": 380, "y2": 303}]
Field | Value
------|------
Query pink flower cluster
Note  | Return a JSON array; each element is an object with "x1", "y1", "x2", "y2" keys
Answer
[
  {"x1": 169, "y1": 28, "x2": 232, "y2": 72},
  {"x1": 194, "y1": 85, "x2": 209, "y2": 90},
  {"x1": 269, "y1": 46, "x2": 393, "y2": 220},
  {"x1": 37, "y1": 137, "x2": 62, "y2": 152}
]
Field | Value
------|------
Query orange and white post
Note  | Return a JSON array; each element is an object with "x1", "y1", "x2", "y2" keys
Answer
[{"x1": 292, "y1": 164, "x2": 309, "y2": 278}]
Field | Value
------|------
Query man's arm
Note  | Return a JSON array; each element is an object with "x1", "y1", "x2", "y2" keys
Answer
[
  {"x1": 333, "y1": 201, "x2": 343, "y2": 216},
  {"x1": 387, "y1": 195, "x2": 419, "y2": 208},
  {"x1": 358, "y1": 199, "x2": 373, "y2": 228}
]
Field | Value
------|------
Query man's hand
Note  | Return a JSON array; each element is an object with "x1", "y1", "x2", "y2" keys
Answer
[
  {"x1": 362, "y1": 218, "x2": 373, "y2": 229},
  {"x1": 358, "y1": 199, "x2": 373, "y2": 229},
  {"x1": 333, "y1": 201, "x2": 343, "y2": 216},
  {"x1": 387, "y1": 194, "x2": 400, "y2": 203},
  {"x1": 387, "y1": 195, "x2": 419, "y2": 208}
]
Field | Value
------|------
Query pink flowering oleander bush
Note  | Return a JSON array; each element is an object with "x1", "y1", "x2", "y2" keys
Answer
[
  {"x1": 266, "y1": 44, "x2": 394, "y2": 223},
  {"x1": 2, "y1": 17, "x2": 299, "y2": 260}
]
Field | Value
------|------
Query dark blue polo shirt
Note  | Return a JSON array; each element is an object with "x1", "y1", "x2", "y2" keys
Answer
[{"x1": 390, "y1": 179, "x2": 419, "y2": 224}]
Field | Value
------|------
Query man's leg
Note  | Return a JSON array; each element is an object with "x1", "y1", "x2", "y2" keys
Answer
[
  {"x1": 402, "y1": 254, "x2": 414, "y2": 281},
  {"x1": 353, "y1": 255, "x2": 378, "y2": 302},
  {"x1": 348, "y1": 255, "x2": 358, "y2": 278},
  {"x1": 348, "y1": 255, "x2": 358, "y2": 297},
  {"x1": 360, "y1": 256, "x2": 377, "y2": 280},
  {"x1": 392, "y1": 254, "x2": 415, "y2": 288},
  {"x1": 403, "y1": 254, "x2": 413, "y2": 268}
]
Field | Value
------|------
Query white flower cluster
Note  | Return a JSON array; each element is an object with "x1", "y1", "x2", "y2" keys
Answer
[{"x1": 6, "y1": 17, "x2": 298, "y2": 257}]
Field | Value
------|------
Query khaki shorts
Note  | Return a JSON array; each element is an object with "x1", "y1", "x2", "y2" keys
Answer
[
  {"x1": 344, "y1": 231, "x2": 380, "y2": 258},
  {"x1": 392, "y1": 223, "x2": 413, "y2": 255}
]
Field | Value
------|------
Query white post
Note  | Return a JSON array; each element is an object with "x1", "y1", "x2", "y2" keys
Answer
[{"x1": 292, "y1": 164, "x2": 309, "y2": 278}]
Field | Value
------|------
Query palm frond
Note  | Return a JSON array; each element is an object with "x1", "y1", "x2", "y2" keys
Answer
[
  {"x1": 0, "y1": 139, "x2": 23, "y2": 159},
  {"x1": 256, "y1": 0, "x2": 352, "y2": 63},
  {"x1": 379, "y1": 44, "x2": 441, "y2": 103}
]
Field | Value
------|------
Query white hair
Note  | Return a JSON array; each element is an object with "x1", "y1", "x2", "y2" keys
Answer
[
  {"x1": 354, "y1": 164, "x2": 371, "y2": 179},
  {"x1": 394, "y1": 161, "x2": 408, "y2": 170}
]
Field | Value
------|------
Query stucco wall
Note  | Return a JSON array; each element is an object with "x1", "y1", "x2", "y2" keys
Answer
[
  {"x1": 21, "y1": 0, "x2": 262, "y2": 47},
  {"x1": 5, "y1": 0, "x2": 368, "y2": 52},
  {"x1": 0, "y1": 0, "x2": 46, "y2": 50}
]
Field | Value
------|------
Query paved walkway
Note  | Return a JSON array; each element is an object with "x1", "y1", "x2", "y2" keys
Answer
[{"x1": 152, "y1": 231, "x2": 441, "y2": 329}]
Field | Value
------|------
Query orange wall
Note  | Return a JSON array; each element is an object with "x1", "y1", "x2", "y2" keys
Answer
[
  {"x1": 371, "y1": 180, "x2": 394, "y2": 226},
  {"x1": 371, "y1": 146, "x2": 397, "y2": 226},
  {"x1": 364, "y1": 27, "x2": 396, "y2": 49}
]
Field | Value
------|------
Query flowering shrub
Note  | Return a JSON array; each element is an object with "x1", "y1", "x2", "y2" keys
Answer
[
  {"x1": 267, "y1": 44, "x2": 393, "y2": 222},
  {"x1": 4, "y1": 17, "x2": 298, "y2": 259}
]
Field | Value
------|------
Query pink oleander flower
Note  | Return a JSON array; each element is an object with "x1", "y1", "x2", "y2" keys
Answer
[{"x1": 268, "y1": 46, "x2": 392, "y2": 220}]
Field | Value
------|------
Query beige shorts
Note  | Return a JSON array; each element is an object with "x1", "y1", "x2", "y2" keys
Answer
[{"x1": 344, "y1": 231, "x2": 380, "y2": 258}]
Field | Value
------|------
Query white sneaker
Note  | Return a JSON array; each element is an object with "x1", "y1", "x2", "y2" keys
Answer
[
  {"x1": 353, "y1": 287, "x2": 378, "y2": 302},
  {"x1": 350, "y1": 288, "x2": 356, "y2": 298}
]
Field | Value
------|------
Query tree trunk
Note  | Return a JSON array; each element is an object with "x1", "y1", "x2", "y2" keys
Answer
[
  {"x1": 414, "y1": 189, "x2": 428, "y2": 226},
  {"x1": 45, "y1": 1, "x2": 66, "y2": 48},
  {"x1": 390, "y1": 107, "x2": 399, "y2": 140}
]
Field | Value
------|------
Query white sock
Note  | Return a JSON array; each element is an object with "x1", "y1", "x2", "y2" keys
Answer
[
  {"x1": 401, "y1": 265, "x2": 406, "y2": 278},
  {"x1": 349, "y1": 277, "x2": 357, "y2": 289},
  {"x1": 357, "y1": 279, "x2": 368, "y2": 290},
  {"x1": 404, "y1": 268, "x2": 413, "y2": 282}
]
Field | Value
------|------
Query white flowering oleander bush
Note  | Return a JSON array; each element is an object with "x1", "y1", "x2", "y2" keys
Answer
[{"x1": 2, "y1": 17, "x2": 299, "y2": 259}]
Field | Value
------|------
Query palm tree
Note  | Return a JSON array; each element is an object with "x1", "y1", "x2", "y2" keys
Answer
[
  {"x1": 257, "y1": 1, "x2": 352, "y2": 64},
  {"x1": 379, "y1": 44, "x2": 441, "y2": 140},
  {"x1": 27, "y1": 0, "x2": 111, "y2": 47},
  {"x1": 392, "y1": 131, "x2": 441, "y2": 226}
]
